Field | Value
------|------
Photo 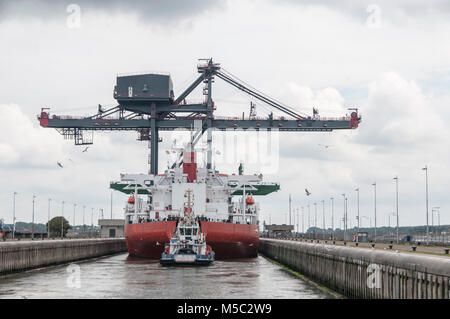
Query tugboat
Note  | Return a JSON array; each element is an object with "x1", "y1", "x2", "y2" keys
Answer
[{"x1": 160, "y1": 189, "x2": 215, "y2": 265}]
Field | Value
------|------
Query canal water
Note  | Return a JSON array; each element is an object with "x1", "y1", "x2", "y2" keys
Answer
[{"x1": 0, "y1": 254, "x2": 331, "y2": 299}]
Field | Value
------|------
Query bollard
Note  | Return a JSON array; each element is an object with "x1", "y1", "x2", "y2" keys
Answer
[
  {"x1": 343, "y1": 242, "x2": 347, "y2": 246},
  {"x1": 389, "y1": 245, "x2": 393, "y2": 250},
  {"x1": 325, "y1": 240, "x2": 328, "y2": 244},
  {"x1": 445, "y1": 248, "x2": 449, "y2": 255},
  {"x1": 333, "y1": 241, "x2": 335, "y2": 245},
  {"x1": 371, "y1": 243, "x2": 375, "y2": 248},
  {"x1": 412, "y1": 246, "x2": 417, "y2": 252},
  {"x1": 355, "y1": 242, "x2": 359, "y2": 247}
]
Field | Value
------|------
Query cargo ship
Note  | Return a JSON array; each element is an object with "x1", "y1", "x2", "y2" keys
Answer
[{"x1": 111, "y1": 143, "x2": 279, "y2": 260}]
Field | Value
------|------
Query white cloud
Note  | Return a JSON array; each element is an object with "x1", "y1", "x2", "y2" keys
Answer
[
  {"x1": 358, "y1": 72, "x2": 448, "y2": 151},
  {"x1": 0, "y1": 104, "x2": 67, "y2": 168}
]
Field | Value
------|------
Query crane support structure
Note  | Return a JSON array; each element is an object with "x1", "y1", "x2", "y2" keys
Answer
[{"x1": 38, "y1": 58, "x2": 361, "y2": 175}]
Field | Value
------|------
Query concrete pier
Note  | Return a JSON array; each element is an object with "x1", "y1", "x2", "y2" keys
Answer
[
  {"x1": 259, "y1": 238, "x2": 450, "y2": 299},
  {"x1": 0, "y1": 238, "x2": 127, "y2": 275}
]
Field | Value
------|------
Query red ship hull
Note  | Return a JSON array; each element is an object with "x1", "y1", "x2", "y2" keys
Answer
[{"x1": 125, "y1": 221, "x2": 259, "y2": 259}]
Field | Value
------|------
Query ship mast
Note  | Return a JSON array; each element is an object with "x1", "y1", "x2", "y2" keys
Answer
[{"x1": 185, "y1": 188, "x2": 193, "y2": 224}]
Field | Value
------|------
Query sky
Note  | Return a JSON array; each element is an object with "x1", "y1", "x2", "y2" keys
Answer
[{"x1": 0, "y1": 0, "x2": 449, "y2": 230}]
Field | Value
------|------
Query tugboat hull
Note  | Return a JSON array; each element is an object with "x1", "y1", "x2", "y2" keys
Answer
[{"x1": 160, "y1": 252, "x2": 215, "y2": 265}]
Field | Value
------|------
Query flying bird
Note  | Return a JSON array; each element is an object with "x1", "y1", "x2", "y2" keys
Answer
[
  {"x1": 57, "y1": 162, "x2": 63, "y2": 168},
  {"x1": 305, "y1": 188, "x2": 311, "y2": 196},
  {"x1": 318, "y1": 144, "x2": 332, "y2": 149},
  {"x1": 82, "y1": 146, "x2": 89, "y2": 153}
]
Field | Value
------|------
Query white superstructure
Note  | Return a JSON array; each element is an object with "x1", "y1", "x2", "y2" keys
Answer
[{"x1": 121, "y1": 164, "x2": 261, "y2": 226}]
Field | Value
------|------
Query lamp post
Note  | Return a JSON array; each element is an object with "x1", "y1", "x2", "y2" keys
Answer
[
  {"x1": 432, "y1": 207, "x2": 440, "y2": 242},
  {"x1": 301, "y1": 206, "x2": 304, "y2": 234},
  {"x1": 314, "y1": 203, "x2": 317, "y2": 229},
  {"x1": 393, "y1": 176, "x2": 399, "y2": 244},
  {"x1": 388, "y1": 212, "x2": 396, "y2": 233},
  {"x1": 111, "y1": 191, "x2": 113, "y2": 219},
  {"x1": 345, "y1": 196, "x2": 348, "y2": 237},
  {"x1": 307, "y1": 204, "x2": 310, "y2": 231},
  {"x1": 91, "y1": 208, "x2": 94, "y2": 238},
  {"x1": 32, "y1": 195, "x2": 36, "y2": 240},
  {"x1": 372, "y1": 183, "x2": 377, "y2": 242},
  {"x1": 330, "y1": 197, "x2": 334, "y2": 231},
  {"x1": 73, "y1": 203, "x2": 76, "y2": 226},
  {"x1": 12, "y1": 192, "x2": 17, "y2": 239},
  {"x1": 422, "y1": 166, "x2": 429, "y2": 245},
  {"x1": 61, "y1": 201, "x2": 65, "y2": 238},
  {"x1": 341, "y1": 193, "x2": 346, "y2": 241},
  {"x1": 355, "y1": 188, "x2": 360, "y2": 243},
  {"x1": 47, "y1": 198, "x2": 52, "y2": 239},
  {"x1": 321, "y1": 200, "x2": 325, "y2": 240},
  {"x1": 83, "y1": 205, "x2": 86, "y2": 233},
  {"x1": 289, "y1": 194, "x2": 292, "y2": 227}
]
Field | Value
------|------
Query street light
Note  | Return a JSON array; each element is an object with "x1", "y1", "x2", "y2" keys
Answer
[
  {"x1": 73, "y1": 203, "x2": 77, "y2": 228},
  {"x1": 32, "y1": 195, "x2": 36, "y2": 240},
  {"x1": 307, "y1": 204, "x2": 310, "y2": 230},
  {"x1": 321, "y1": 200, "x2": 325, "y2": 239},
  {"x1": 301, "y1": 206, "x2": 304, "y2": 234},
  {"x1": 91, "y1": 208, "x2": 94, "y2": 238},
  {"x1": 341, "y1": 193, "x2": 346, "y2": 241},
  {"x1": 431, "y1": 207, "x2": 439, "y2": 226},
  {"x1": 61, "y1": 201, "x2": 65, "y2": 238},
  {"x1": 355, "y1": 188, "x2": 360, "y2": 243},
  {"x1": 422, "y1": 166, "x2": 429, "y2": 245},
  {"x1": 330, "y1": 197, "x2": 334, "y2": 231},
  {"x1": 12, "y1": 192, "x2": 17, "y2": 239},
  {"x1": 289, "y1": 194, "x2": 292, "y2": 227},
  {"x1": 48, "y1": 198, "x2": 52, "y2": 239},
  {"x1": 432, "y1": 207, "x2": 440, "y2": 242},
  {"x1": 314, "y1": 202, "x2": 317, "y2": 229},
  {"x1": 372, "y1": 182, "x2": 377, "y2": 242},
  {"x1": 83, "y1": 205, "x2": 86, "y2": 233},
  {"x1": 393, "y1": 176, "x2": 399, "y2": 244},
  {"x1": 345, "y1": 196, "x2": 348, "y2": 234},
  {"x1": 110, "y1": 191, "x2": 113, "y2": 220}
]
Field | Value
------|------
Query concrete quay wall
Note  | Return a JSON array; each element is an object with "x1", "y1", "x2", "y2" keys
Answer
[
  {"x1": 259, "y1": 238, "x2": 450, "y2": 299},
  {"x1": 0, "y1": 238, "x2": 127, "y2": 275}
]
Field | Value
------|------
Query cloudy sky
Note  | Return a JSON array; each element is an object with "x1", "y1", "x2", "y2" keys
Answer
[{"x1": 1, "y1": 0, "x2": 449, "y2": 230}]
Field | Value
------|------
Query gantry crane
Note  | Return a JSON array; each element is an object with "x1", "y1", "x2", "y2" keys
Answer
[{"x1": 38, "y1": 58, "x2": 361, "y2": 175}]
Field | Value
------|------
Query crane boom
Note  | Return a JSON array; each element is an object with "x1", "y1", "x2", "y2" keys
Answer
[{"x1": 38, "y1": 58, "x2": 361, "y2": 175}]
